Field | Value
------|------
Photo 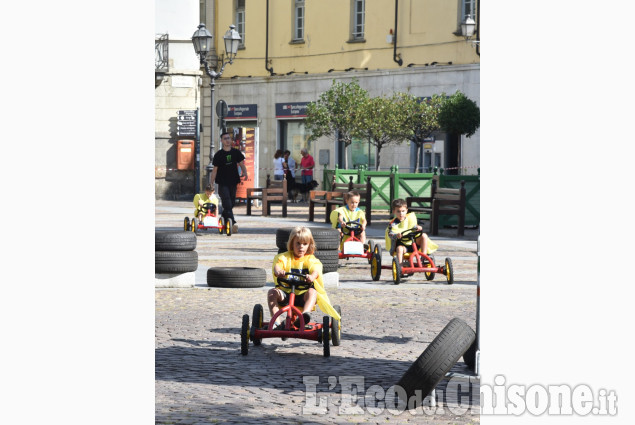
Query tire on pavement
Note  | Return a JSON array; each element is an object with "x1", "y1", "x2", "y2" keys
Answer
[
  {"x1": 155, "y1": 251, "x2": 198, "y2": 273},
  {"x1": 276, "y1": 227, "x2": 340, "y2": 251},
  {"x1": 462, "y1": 338, "x2": 477, "y2": 371},
  {"x1": 314, "y1": 249, "x2": 339, "y2": 273},
  {"x1": 155, "y1": 231, "x2": 197, "y2": 251},
  {"x1": 396, "y1": 317, "x2": 475, "y2": 406},
  {"x1": 207, "y1": 267, "x2": 267, "y2": 288}
]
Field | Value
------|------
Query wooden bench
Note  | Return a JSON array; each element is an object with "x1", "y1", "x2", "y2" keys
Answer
[
  {"x1": 308, "y1": 190, "x2": 335, "y2": 222},
  {"x1": 246, "y1": 175, "x2": 288, "y2": 217},
  {"x1": 406, "y1": 180, "x2": 466, "y2": 236},
  {"x1": 309, "y1": 175, "x2": 373, "y2": 225}
]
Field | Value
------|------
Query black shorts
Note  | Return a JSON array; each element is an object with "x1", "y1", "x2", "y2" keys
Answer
[
  {"x1": 277, "y1": 289, "x2": 308, "y2": 307},
  {"x1": 395, "y1": 241, "x2": 415, "y2": 253}
]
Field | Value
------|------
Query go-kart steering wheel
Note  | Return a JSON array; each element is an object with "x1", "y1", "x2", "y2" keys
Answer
[
  {"x1": 341, "y1": 220, "x2": 363, "y2": 235},
  {"x1": 276, "y1": 271, "x2": 311, "y2": 290},
  {"x1": 396, "y1": 227, "x2": 423, "y2": 242},
  {"x1": 203, "y1": 202, "x2": 215, "y2": 209}
]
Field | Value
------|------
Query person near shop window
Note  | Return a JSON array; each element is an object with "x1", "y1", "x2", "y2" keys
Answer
[{"x1": 273, "y1": 149, "x2": 285, "y2": 181}]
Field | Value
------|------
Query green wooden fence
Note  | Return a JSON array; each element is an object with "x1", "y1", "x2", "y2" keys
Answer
[{"x1": 322, "y1": 165, "x2": 480, "y2": 227}]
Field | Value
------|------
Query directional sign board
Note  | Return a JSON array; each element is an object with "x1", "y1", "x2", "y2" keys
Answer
[{"x1": 177, "y1": 110, "x2": 197, "y2": 137}]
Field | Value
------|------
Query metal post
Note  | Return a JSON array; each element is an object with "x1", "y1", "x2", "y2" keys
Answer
[{"x1": 207, "y1": 78, "x2": 216, "y2": 185}]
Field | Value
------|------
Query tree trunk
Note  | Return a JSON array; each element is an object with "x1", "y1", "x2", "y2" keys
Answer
[
  {"x1": 375, "y1": 145, "x2": 382, "y2": 171},
  {"x1": 414, "y1": 141, "x2": 421, "y2": 173}
]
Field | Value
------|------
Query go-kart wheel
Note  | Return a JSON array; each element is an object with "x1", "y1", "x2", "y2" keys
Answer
[
  {"x1": 226, "y1": 218, "x2": 232, "y2": 236},
  {"x1": 370, "y1": 252, "x2": 381, "y2": 281},
  {"x1": 322, "y1": 315, "x2": 330, "y2": 357},
  {"x1": 184, "y1": 217, "x2": 190, "y2": 231},
  {"x1": 241, "y1": 314, "x2": 249, "y2": 356},
  {"x1": 392, "y1": 258, "x2": 402, "y2": 285},
  {"x1": 367, "y1": 240, "x2": 375, "y2": 264},
  {"x1": 251, "y1": 304, "x2": 263, "y2": 346},
  {"x1": 218, "y1": 217, "x2": 224, "y2": 234},
  {"x1": 425, "y1": 254, "x2": 436, "y2": 281},
  {"x1": 445, "y1": 257, "x2": 454, "y2": 285},
  {"x1": 331, "y1": 305, "x2": 341, "y2": 346},
  {"x1": 374, "y1": 243, "x2": 382, "y2": 263},
  {"x1": 191, "y1": 218, "x2": 198, "y2": 233}
]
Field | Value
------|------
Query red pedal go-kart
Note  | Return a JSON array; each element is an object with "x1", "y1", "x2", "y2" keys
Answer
[
  {"x1": 338, "y1": 221, "x2": 382, "y2": 266},
  {"x1": 241, "y1": 272, "x2": 342, "y2": 357},
  {"x1": 184, "y1": 203, "x2": 232, "y2": 236},
  {"x1": 370, "y1": 227, "x2": 454, "y2": 285}
]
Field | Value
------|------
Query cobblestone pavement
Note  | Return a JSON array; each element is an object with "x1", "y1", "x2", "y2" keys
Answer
[{"x1": 156, "y1": 200, "x2": 480, "y2": 424}]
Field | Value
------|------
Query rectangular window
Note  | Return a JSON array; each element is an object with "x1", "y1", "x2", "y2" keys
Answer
[
  {"x1": 351, "y1": 0, "x2": 365, "y2": 40},
  {"x1": 294, "y1": 0, "x2": 304, "y2": 41},
  {"x1": 280, "y1": 120, "x2": 310, "y2": 165},
  {"x1": 236, "y1": 0, "x2": 245, "y2": 47},
  {"x1": 460, "y1": 0, "x2": 476, "y2": 22}
]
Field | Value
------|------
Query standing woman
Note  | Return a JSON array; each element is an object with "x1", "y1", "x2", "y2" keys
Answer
[{"x1": 273, "y1": 149, "x2": 285, "y2": 181}]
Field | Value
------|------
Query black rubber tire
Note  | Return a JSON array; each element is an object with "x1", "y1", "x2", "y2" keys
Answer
[
  {"x1": 331, "y1": 305, "x2": 341, "y2": 346},
  {"x1": 315, "y1": 249, "x2": 339, "y2": 273},
  {"x1": 191, "y1": 218, "x2": 198, "y2": 233},
  {"x1": 463, "y1": 338, "x2": 477, "y2": 371},
  {"x1": 371, "y1": 252, "x2": 382, "y2": 281},
  {"x1": 397, "y1": 318, "x2": 476, "y2": 405},
  {"x1": 218, "y1": 217, "x2": 224, "y2": 234},
  {"x1": 445, "y1": 258, "x2": 454, "y2": 285},
  {"x1": 425, "y1": 254, "x2": 436, "y2": 281},
  {"x1": 241, "y1": 314, "x2": 249, "y2": 356},
  {"x1": 251, "y1": 304, "x2": 263, "y2": 346},
  {"x1": 155, "y1": 251, "x2": 198, "y2": 273},
  {"x1": 322, "y1": 315, "x2": 330, "y2": 357},
  {"x1": 206, "y1": 267, "x2": 266, "y2": 288},
  {"x1": 392, "y1": 258, "x2": 401, "y2": 285},
  {"x1": 276, "y1": 227, "x2": 340, "y2": 251},
  {"x1": 225, "y1": 217, "x2": 232, "y2": 236},
  {"x1": 367, "y1": 240, "x2": 376, "y2": 264},
  {"x1": 155, "y1": 231, "x2": 197, "y2": 251},
  {"x1": 183, "y1": 217, "x2": 190, "y2": 231}
]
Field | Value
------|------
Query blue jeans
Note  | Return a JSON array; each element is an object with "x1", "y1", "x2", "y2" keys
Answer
[
  {"x1": 274, "y1": 174, "x2": 284, "y2": 181},
  {"x1": 302, "y1": 175, "x2": 313, "y2": 185}
]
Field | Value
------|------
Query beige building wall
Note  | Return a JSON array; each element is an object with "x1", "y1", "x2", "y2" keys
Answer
[{"x1": 193, "y1": 0, "x2": 479, "y2": 191}]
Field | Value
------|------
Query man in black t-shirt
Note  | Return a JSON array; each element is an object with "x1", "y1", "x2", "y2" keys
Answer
[{"x1": 209, "y1": 131, "x2": 248, "y2": 232}]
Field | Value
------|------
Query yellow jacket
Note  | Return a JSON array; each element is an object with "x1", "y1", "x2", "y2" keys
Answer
[
  {"x1": 385, "y1": 212, "x2": 438, "y2": 254},
  {"x1": 272, "y1": 251, "x2": 341, "y2": 320},
  {"x1": 193, "y1": 192, "x2": 219, "y2": 215}
]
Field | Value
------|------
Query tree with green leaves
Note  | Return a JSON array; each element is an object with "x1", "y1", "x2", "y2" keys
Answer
[
  {"x1": 399, "y1": 93, "x2": 445, "y2": 172},
  {"x1": 354, "y1": 93, "x2": 405, "y2": 171},
  {"x1": 305, "y1": 79, "x2": 369, "y2": 169},
  {"x1": 438, "y1": 91, "x2": 480, "y2": 173}
]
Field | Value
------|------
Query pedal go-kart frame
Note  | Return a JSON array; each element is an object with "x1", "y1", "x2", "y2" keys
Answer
[
  {"x1": 184, "y1": 202, "x2": 232, "y2": 236},
  {"x1": 338, "y1": 221, "x2": 381, "y2": 266},
  {"x1": 370, "y1": 227, "x2": 454, "y2": 285},
  {"x1": 241, "y1": 272, "x2": 341, "y2": 357}
]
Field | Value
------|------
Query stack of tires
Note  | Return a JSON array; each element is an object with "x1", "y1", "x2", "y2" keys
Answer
[
  {"x1": 275, "y1": 227, "x2": 340, "y2": 273},
  {"x1": 155, "y1": 231, "x2": 199, "y2": 286}
]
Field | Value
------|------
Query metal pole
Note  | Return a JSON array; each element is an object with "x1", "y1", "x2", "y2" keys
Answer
[{"x1": 207, "y1": 78, "x2": 216, "y2": 185}]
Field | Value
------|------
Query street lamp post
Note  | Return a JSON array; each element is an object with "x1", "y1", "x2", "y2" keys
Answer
[{"x1": 192, "y1": 23, "x2": 241, "y2": 185}]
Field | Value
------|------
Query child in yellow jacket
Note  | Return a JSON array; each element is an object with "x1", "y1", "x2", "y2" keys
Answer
[
  {"x1": 269, "y1": 226, "x2": 341, "y2": 330},
  {"x1": 385, "y1": 199, "x2": 438, "y2": 266}
]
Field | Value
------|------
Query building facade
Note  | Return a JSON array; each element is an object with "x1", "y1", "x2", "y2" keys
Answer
[
  {"x1": 155, "y1": 0, "x2": 207, "y2": 199},
  {"x1": 158, "y1": 0, "x2": 480, "y2": 198}
]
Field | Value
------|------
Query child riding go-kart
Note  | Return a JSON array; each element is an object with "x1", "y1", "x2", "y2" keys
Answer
[
  {"x1": 371, "y1": 226, "x2": 454, "y2": 285},
  {"x1": 241, "y1": 272, "x2": 342, "y2": 357},
  {"x1": 338, "y1": 220, "x2": 381, "y2": 265},
  {"x1": 184, "y1": 202, "x2": 232, "y2": 236}
]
